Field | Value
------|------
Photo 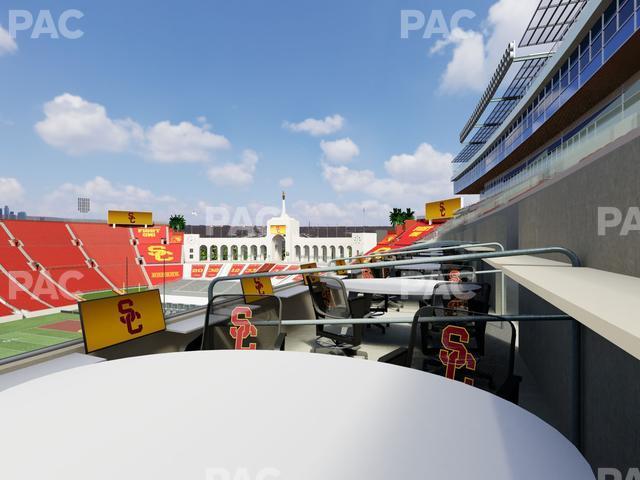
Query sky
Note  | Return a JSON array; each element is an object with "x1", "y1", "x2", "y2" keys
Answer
[{"x1": 0, "y1": 0, "x2": 539, "y2": 225}]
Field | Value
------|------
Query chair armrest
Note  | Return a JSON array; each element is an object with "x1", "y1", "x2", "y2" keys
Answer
[
  {"x1": 274, "y1": 332, "x2": 287, "y2": 351},
  {"x1": 378, "y1": 347, "x2": 410, "y2": 367}
]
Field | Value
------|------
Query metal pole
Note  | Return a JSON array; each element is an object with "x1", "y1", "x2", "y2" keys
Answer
[
  {"x1": 329, "y1": 241, "x2": 505, "y2": 265},
  {"x1": 208, "y1": 246, "x2": 581, "y2": 303}
]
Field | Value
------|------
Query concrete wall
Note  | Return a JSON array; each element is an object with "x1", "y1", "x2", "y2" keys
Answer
[{"x1": 442, "y1": 130, "x2": 640, "y2": 472}]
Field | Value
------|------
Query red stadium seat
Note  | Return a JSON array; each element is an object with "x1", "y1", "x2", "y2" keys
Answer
[
  {"x1": 0, "y1": 302, "x2": 14, "y2": 317},
  {"x1": 69, "y1": 223, "x2": 149, "y2": 289},
  {"x1": 4, "y1": 220, "x2": 112, "y2": 293},
  {"x1": 0, "y1": 223, "x2": 77, "y2": 308}
]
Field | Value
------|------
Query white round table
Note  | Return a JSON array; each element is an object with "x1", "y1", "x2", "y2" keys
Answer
[
  {"x1": 343, "y1": 277, "x2": 444, "y2": 297},
  {"x1": 0, "y1": 351, "x2": 593, "y2": 480}
]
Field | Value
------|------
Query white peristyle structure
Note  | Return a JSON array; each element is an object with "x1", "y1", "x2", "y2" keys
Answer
[{"x1": 183, "y1": 193, "x2": 377, "y2": 265}]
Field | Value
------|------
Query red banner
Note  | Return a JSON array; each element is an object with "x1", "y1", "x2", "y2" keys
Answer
[
  {"x1": 276, "y1": 265, "x2": 299, "y2": 280},
  {"x1": 169, "y1": 230, "x2": 184, "y2": 245},
  {"x1": 206, "y1": 264, "x2": 223, "y2": 278},
  {"x1": 228, "y1": 264, "x2": 247, "y2": 277},
  {"x1": 135, "y1": 227, "x2": 165, "y2": 244},
  {"x1": 258, "y1": 263, "x2": 275, "y2": 273},
  {"x1": 142, "y1": 244, "x2": 182, "y2": 264},
  {"x1": 191, "y1": 264, "x2": 205, "y2": 278},
  {"x1": 145, "y1": 265, "x2": 183, "y2": 285},
  {"x1": 243, "y1": 264, "x2": 264, "y2": 275}
]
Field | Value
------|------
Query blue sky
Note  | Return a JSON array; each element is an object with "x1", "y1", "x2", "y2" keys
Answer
[{"x1": 0, "y1": 0, "x2": 539, "y2": 225}]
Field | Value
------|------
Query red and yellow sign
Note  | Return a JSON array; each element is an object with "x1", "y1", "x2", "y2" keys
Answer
[
  {"x1": 270, "y1": 225, "x2": 287, "y2": 235},
  {"x1": 206, "y1": 264, "x2": 223, "y2": 278},
  {"x1": 108, "y1": 210, "x2": 153, "y2": 226},
  {"x1": 229, "y1": 264, "x2": 247, "y2": 276},
  {"x1": 301, "y1": 262, "x2": 319, "y2": 285},
  {"x1": 425, "y1": 198, "x2": 462, "y2": 221},
  {"x1": 143, "y1": 244, "x2": 181, "y2": 263},
  {"x1": 135, "y1": 227, "x2": 164, "y2": 242},
  {"x1": 439, "y1": 325, "x2": 476, "y2": 385},
  {"x1": 408, "y1": 225, "x2": 434, "y2": 238},
  {"x1": 241, "y1": 276, "x2": 274, "y2": 304},
  {"x1": 169, "y1": 230, "x2": 184, "y2": 244},
  {"x1": 243, "y1": 264, "x2": 264, "y2": 275},
  {"x1": 335, "y1": 259, "x2": 348, "y2": 276},
  {"x1": 191, "y1": 264, "x2": 205, "y2": 278},
  {"x1": 79, "y1": 290, "x2": 166, "y2": 353},
  {"x1": 258, "y1": 263, "x2": 275, "y2": 273},
  {"x1": 145, "y1": 265, "x2": 183, "y2": 285}
]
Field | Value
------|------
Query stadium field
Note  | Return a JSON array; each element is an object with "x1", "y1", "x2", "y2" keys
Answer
[
  {"x1": 0, "y1": 312, "x2": 83, "y2": 361},
  {"x1": 80, "y1": 286, "x2": 148, "y2": 301}
]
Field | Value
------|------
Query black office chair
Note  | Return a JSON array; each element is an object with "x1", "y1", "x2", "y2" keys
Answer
[
  {"x1": 192, "y1": 294, "x2": 286, "y2": 351},
  {"x1": 420, "y1": 282, "x2": 491, "y2": 356},
  {"x1": 440, "y1": 264, "x2": 477, "y2": 283},
  {"x1": 380, "y1": 305, "x2": 522, "y2": 404},
  {"x1": 307, "y1": 276, "x2": 371, "y2": 358},
  {"x1": 377, "y1": 307, "x2": 421, "y2": 367}
]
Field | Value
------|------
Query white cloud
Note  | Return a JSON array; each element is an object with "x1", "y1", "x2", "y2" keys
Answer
[
  {"x1": 0, "y1": 26, "x2": 18, "y2": 56},
  {"x1": 207, "y1": 149, "x2": 259, "y2": 187},
  {"x1": 145, "y1": 121, "x2": 230, "y2": 163},
  {"x1": 320, "y1": 137, "x2": 360, "y2": 163},
  {"x1": 41, "y1": 176, "x2": 179, "y2": 220},
  {"x1": 0, "y1": 177, "x2": 24, "y2": 203},
  {"x1": 431, "y1": 28, "x2": 486, "y2": 93},
  {"x1": 35, "y1": 93, "x2": 231, "y2": 162},
  {"x1": 384, "y1": 143, "x2": 453, "y2": 184},
  {"x1": 432, "y1": 0, "x2": 538, "y2": 94},
  {"x1": 283, "y1": 114, "x2": 345, "y2": 136},
  {"x1": 279, "y1": 177, "x2": 294, "y2": 188},
  {"x1": 35, "y1": 94, "x2": 143, "y2": 155},
  {"x1": 322, "y1": 143, "x2": 455, "y2": 202}
]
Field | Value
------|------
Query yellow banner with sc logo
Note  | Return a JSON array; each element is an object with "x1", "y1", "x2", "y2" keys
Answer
[{"x1": 79, "y1": 290, "x2": 165, "y2": 353}]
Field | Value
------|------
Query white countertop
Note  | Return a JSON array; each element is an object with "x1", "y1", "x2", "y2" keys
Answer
[
  {"x1": 0, "y1": 351, "x2": 592, "y2": 479},
  {"x1": 343, "y1": 278, "x2": 444, "y2": 297}
]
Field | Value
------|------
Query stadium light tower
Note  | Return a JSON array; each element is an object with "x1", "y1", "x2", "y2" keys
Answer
[{"x1": 78, "y1": 197, "x2": 90, "y2": 216}]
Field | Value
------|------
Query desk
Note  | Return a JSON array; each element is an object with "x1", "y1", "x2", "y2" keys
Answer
[
  {"x1": 343, "y1": 278, "x2": 444, "y2": 298},
  {"x1": 0, "y1": 351, "x2": 592, "y2": 479},
  {"x1": 0, "y1": 353, "x2": 105, "y2": 392}
]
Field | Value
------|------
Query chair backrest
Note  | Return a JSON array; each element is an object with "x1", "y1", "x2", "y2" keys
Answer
[
  {"x1": 202, "y1": 294, "x2": 282, "y2": 350},
  {"x1": 431, "y1": 282, "x2": 491, "y2": 316},
  {"x1": 307, "y1": 276, "x2": 351, "y2": 319},
  {"x1": 441, "y1": 264, "x2": 477, "y2": 283},
  {"x1": 308, "y1": 276, "x2": 367, "y2": 347}
]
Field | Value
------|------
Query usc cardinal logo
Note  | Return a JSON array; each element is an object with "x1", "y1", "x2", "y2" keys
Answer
[
  {"x1": 229, "y1": 306, "x2": 257, "y2": 350},
  {"x1": 118, "y1": 298, "x2": 143, "y2": 335},
  {"x1": 439, "y1": 325, "x2": 476, "y2": 385},
  {"x1": 147, "y1": 245, "x2": 174, "y2": 262}
]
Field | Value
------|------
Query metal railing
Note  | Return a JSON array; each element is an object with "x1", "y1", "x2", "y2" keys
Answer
[
  {"x1": 327, "y1": 242, "x2": 505, "y2": 266},
  {"x1": 208, "y1": 246, "x2": 581, "y2": 302}
]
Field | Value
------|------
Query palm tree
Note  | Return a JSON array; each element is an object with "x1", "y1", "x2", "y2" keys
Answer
[
  {"x1": 169, "y1": 214, "x2": 186, "y2": 232},
  {"x1": 402, "y1": 208, "x2": 415, "y2": 222},
  {"x1": 389, "y1": 208, "x2": 404, "y2": 226},
  {"x1": 389, "y1": 208, "x2": 415, "y2": 226}
]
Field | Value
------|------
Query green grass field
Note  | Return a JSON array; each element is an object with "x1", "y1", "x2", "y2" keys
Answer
[
  {"x1": 0, "y1": 288, "x2": 151, "y2": 361},
  {"x1": 0, "y1": 312, "x2": 83, "y2": 361}
]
